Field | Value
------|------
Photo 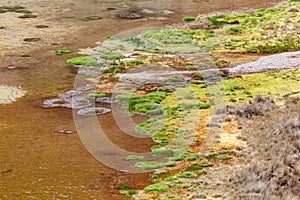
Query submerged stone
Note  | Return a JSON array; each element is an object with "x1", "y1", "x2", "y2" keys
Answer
[
  {"x1": 77, "y1": 107, "x2": 111, "y2": 116},
  {"x1": 75, "y1": 85, "x2": 94, "y2": 91},
  {"x1": 43, "y1": 98, "x2": 71, "y2": 108},
  {"x1": 70, "y1": 97, "x2": 91, "y2": 109},
  {"x1": 55, "y1": 130, "x2": 76, "y2": 134},
  {"x1": 77, "y1": 69, "x2": 102, "y2": 76},
  {"x1": 118, "y1": 12, "x2": 143, "y2": 19},
  {"x1": 43, "y1": 95, "x2": 91, "y2": 109},
  {"x1": 95, "y1": 96, "x2": 119, "y2": 104},
  {"x1": 58, "y1": 90, "x2": 82, "y2": 100}
]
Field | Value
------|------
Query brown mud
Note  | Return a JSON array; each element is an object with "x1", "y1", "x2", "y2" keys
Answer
[{"x1": 0, "y1": 0, "x2": 284, "y2": 199}]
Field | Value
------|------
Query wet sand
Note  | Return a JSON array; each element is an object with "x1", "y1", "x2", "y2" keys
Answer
[{"x1": 0, "y1": 0, "x2": 284, "y2": 199}]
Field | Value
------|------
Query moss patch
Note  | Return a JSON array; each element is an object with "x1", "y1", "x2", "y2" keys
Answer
[
  {"x1": 124, "y1": 155, "x2": 144, "y2": 160},
  {"x1": 125, "y1": 1, "x2": 300, "y2": 54},
  {"x1": 102, "y1": 66, "x2": 123, "y2": 73},
  {"x1": 116, "y1": 92, "x2": 167, "y2": 114},
  {"x1": 135, "y1": 161, "x2": 176, "y2": 170},
  {"x1": 186, "y1": 162, "x2": 214, "y2": 171},
  {"x1": 144, "y1": 182, "x2": 169, "y2": 193},
  {"x1": 183, "y1": 16, "x2": 196, "y2": 22},
  {"x1": 100, "y1": 52, "x2": 124, "y2": 60},
  {"x1": 66, "y1": 56, "x2": 99, "y2": 66},
  {"x1": 56, "y1": 49, "x2": 72, "y2": 55},
  {"x1": 87, "y1": 93, "x2": 106, "y2": 98}
]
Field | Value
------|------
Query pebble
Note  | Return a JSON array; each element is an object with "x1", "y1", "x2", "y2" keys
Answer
[
  {"x1": 7, "y1": 65, "x2": 17, "y2": 69},
  {"x1": 23, "y1": 38, "x2": 41, "y2": 42},
  {"x1": 55, "y1": 130, "x2": 77, "y2": 134}
]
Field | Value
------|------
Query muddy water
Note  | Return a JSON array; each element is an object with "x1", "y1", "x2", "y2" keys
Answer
[{"x1": 0, "y1": 0, "x2": 283, "y2": 199}]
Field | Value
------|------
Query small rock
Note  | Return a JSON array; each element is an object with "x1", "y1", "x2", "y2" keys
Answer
[
  {"x1": 212, "y1": 194, "x2": 223, "y2": 198},
  {"x1": 206, "y1": 122, "x2": 222, "y2": 128},
  {"x1": 55, "y1": 130, "x2": 76, "y2": 134},
  {"x1": 224, "y1": 116, "x2": 232, "y2": 122},
  {"x1": 7, "y1": 65, "x2": 17, "y2": 69},
  {"x1": 84, "y1": 16, "x2": 102, "y2": 21},
  {"x1": 107, "y1": 7, "x2": 117, "y2": 11},
  {"x1": 211, "y1": 114, "x2": 226, "y2": 123},
  {"x1": 190, "y1": 193, "x2": 207, "y2": 199},
  {"x1": 118, "y1": 12, "x2": 144, "y2": 19},
  {"x1": 23, "y1": 38, "x2": 40, "y2": 42},
  {"x1": 288, "y1": 6, "x2": 299, "y2": 12},
  {"x1": 18, "y1": 14, "x2": 37, "y2": 18},
  {"x1": 215, "y1": 106, "x2": 227, "y2": 115},
  {"x1": 36, "y1": 25, "x2": 49, "y2": 28},
  {"x1": 235, "y1": 145, "x2": 243, "y2": 151}
]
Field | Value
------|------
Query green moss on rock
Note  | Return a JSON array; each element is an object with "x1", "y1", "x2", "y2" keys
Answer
[{"x1": 66, "y1": 56, "x2": 99, "y2": 66}]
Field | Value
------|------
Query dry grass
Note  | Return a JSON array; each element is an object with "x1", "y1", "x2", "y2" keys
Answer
[{"x1": 222, "y1": 96, "x2": 300, "y2": 199}]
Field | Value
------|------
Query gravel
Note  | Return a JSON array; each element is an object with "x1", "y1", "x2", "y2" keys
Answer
[{"x1": 229, "y1": 51, "x2": 300, "y2": 75}]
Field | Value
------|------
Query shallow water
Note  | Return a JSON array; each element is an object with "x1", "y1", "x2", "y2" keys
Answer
[{"x1": 0, "y1": 0, "x2": 284, "y2": 199}]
